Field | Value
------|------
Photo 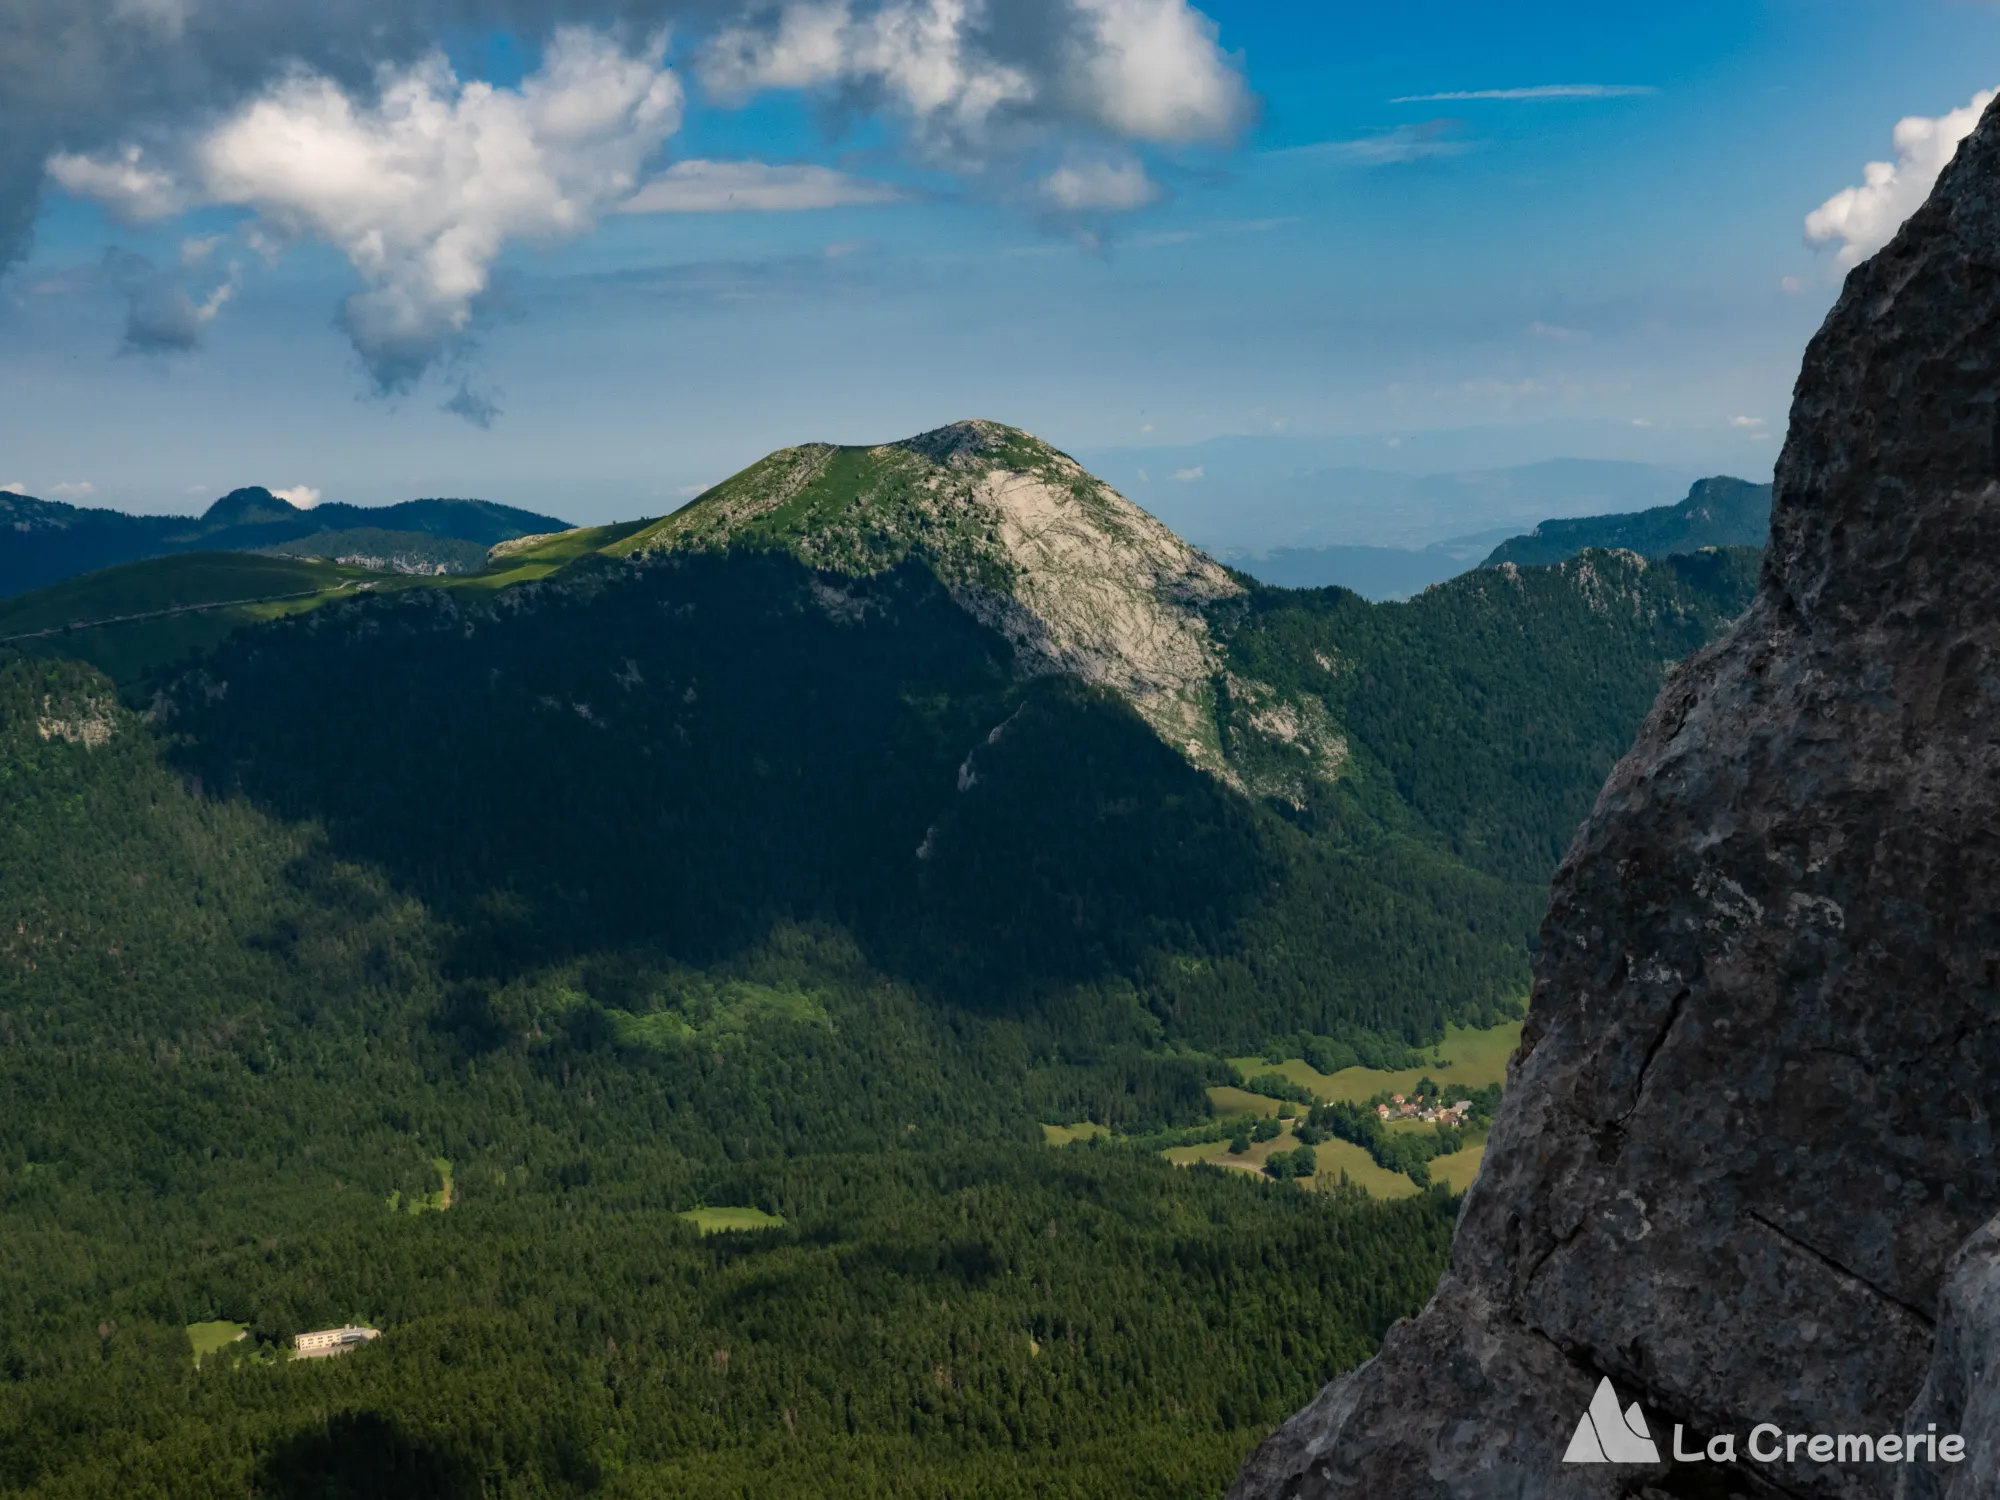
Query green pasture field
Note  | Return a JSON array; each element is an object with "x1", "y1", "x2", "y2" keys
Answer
[
  {"x1": 1166, "y1": 1121, "x2": 1422, "y2": 1201},
  {"x1": 185, "y1": 1321, "x2": 247, "y2": 1364},
  {"x1": 1230, "y1": 1019, "x2": 1523, "y2": 1105},
  {"x1": 1041, "y1": 1122, "x2": 1111, "y2": 1146},
  {"x1": 1205, "y1": 1085, "x2": 1284, "y2": 1118},
  {"x1": 678, "y1": 1206, "x2": 787, "y2": 1235},
  {"x1": 1427, "y1": 1141, "x2": 1488, "y2": 1193},
  {"x1": 1305, "y1": 1140, "x2": 1424, "y2": 1200}
]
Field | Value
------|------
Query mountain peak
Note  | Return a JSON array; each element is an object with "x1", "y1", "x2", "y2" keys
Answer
[
  {"x1": 889, "y1": 418, "x2": 1022, "y2": 467},
  {"x1": 201, "y1": 487, "x2": 301, "y2": 528},
  {"x1": 621, "y1": 420, "x2": 1248, "y2": 768}
]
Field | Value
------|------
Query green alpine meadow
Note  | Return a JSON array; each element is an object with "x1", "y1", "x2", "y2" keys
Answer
[{"x1": 0, "y1": 422, "x2": 1759, "y2": 1496}]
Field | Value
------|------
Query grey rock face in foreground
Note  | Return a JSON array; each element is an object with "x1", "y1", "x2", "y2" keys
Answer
[
  {"x1": 1232, "y1": 98, "x2": 2000, "y2": 1500},
  {"x1": 1897, "y1": 1214, "x2": 2000, "y2": 1500}
]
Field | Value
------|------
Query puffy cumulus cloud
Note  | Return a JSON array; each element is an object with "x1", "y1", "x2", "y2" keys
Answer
[
  {"x1": 700, "y1": 0, "x2": 1245, "y2": 167},
  {"x1": 193, "y1": 30, "x2": 683, "y2": 391},
  {"x1": 1063, "y1": 0, "x2": 1244, "y2": 143},
  {"x1": 702, "y1": 0, "x2": 1035, "y2": 148},
  {"x1": 621, "y1": 158, "x2": 907, "y2": 211},
  {"x1": 269, "y1": 484, "x2": 322, "y2": 507},
  {"x1": 14, "y1": 0, "x2": 1247, "y2": 400},
  {"x1": 1040, "y1": 156, "x2": 1155, "y2": 211},
  {"x1": 1806, "y1": 88, "x2": 1997, "y2": 267},
  {"x1": 4, "y1": 0, "x2": 464, "y2": 270},
  {"x1": 45, "y1": 144, "x2": 189, "y2": 221}
]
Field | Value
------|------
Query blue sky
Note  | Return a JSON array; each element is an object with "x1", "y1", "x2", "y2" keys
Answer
[{"x1": 4, "y1": 0, "x2": 1999, "y2": 530}]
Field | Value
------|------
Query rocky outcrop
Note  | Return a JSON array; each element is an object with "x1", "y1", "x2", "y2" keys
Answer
[{"x1": 1231, "y1": 96, "x2": 2000, "y2": 1500}]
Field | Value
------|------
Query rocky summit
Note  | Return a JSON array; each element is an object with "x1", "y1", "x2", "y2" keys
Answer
[
  {"x1": 1230, "y1": 94, "x2": 2000, "y2": 1500},
  {"x1": 615, "y1": 419, "x2": 1252, "y2": 771}
]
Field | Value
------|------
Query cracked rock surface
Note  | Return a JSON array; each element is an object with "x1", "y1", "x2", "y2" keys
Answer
[{"x1": 1230, "y1": 95, "x2": 2000, "y2": 1500}]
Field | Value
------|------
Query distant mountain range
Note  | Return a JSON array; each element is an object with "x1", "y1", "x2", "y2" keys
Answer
[
  {"x1": 1077, "y1": 451, "x2": 1713, "y2": 554},
  {"x1": 1226, "y1": 477, "x2": 1773, "y2": 599},
  {"x1": 0, "y1": 485, "x2": 569, "y2": 598},
  {"x1": 1478, "y1": 476, "x2": 1772, "y2": 569}
]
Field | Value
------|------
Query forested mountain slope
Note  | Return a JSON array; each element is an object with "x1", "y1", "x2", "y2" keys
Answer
[{"x1": 0, "y1": 422, "x2": 1759, "y2": 1497}]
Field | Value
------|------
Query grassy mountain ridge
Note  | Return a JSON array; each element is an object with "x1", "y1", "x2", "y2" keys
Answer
[{"x1": 0, "y1": 487, "x2": 569, "y2": 599}]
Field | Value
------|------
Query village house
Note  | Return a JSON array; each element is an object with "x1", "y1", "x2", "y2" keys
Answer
[
  {"x1": 294, "y1": 1325, "x2": 380, "y2": 1359},
  {"x1": 1379, "y1": 1095, "x2": 1477, "y2": 1126}
]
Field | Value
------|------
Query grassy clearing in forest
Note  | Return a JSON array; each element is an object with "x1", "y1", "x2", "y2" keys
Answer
[
  {"x1": 1304, "y1": 1140, "x2": 1424, "y2": 1200},
  {"x1": 1230, "y1": 1019, "x2": 1523, "y2": 1105},
  {"x1": 1205, "y1": 1085, "x2": 1284, "y2": 1118},
  {"x1": 1167, "y1": 1122, "x2": 1423, "y2": 1201},
  {"x1": 186, "y1": 1321, "x2": 247, "y2": 1364},
  {"x1": 1040, "y1": 1122, "x2": 1111, "y2": 1146},
  {"x1": 678, "y1": 1206, "x2": 787, "y2": 1235}
]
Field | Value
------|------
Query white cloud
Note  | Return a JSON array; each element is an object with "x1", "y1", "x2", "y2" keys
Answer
[
  {"x1": 622, "y1": 160, "x2": 907, "y2": 212},
  {"x1": 53, "y1": 29, "x2": 684, "y2": 394},
  {"x1": 1064, "y1": 0, "x2": 1249, "y2": 143},
  {"x1": 1041, "y1": 157, "x2": 1157, "y2": 211},
  {"x1": 45, "y1": 145, "x2": 189, "y2": 222},
  {"x1": 1631, "y1": 419, "x2": 1652, "y2": 428},
  {"x1": 1529, "y1": 320, "x2": 1586, "y2": 342},
  {"x1": 702, "y1": 1, "x2": 1035, "y2": 144},
  {"x1": 1779, "y1": 275, "x2": 1804, "y2": 294},
  {"x1": 1390, "y1": 84, "x2": 1654, "y2": 103},
  {"x1": 1171, "y1": 465, "x2": 1203, "y2": 481},
  {"x1": 48, "y1": 481, "x2": 96, "y2": 498},
  {"x1": 0, "y1": 481, "x2": 26, "y2": 494},
  {"x1": 270, "y1": 485, "x2": 322, "y2": 508},
  {"x1": 1730, "y1": 415, "x2": 1766, "y2": 430},
  {"x1": 701, "y1": 3, "x2": 856, "y2": 96},
  {"x1": 700, "y1": 0, "x2": 1245, "y2": 175},
  {"x1": 1805, "y1": 89, "x2": 1996, "y2": 267}
]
